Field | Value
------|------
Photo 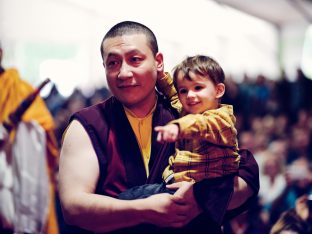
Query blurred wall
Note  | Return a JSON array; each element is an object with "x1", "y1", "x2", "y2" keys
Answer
[{"x1": 1, "y1": 0, "x2": 307, "y2": 95}]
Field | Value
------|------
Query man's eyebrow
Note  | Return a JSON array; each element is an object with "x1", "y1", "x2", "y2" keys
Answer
[
  {"x1": 106, "y1": 52, "x2": 118, "y2": 58},
  {"x1": 105, "y1": 49, "x2": 142, "y2": 58},
  {"x1": 126, "y1": 49, "x2": 142, "y2": 54},
  {"x1": 122, "y1": 49, "x2": 144, "y2": 57}
]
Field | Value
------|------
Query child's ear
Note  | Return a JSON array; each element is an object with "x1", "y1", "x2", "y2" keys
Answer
[{"x1": 216, "y1": 83, "x2": 225, "y2": 99}]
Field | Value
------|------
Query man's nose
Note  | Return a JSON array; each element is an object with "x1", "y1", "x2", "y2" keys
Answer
[{"x1": 118, "y1": 62, "x2": 132, "y2": 79}]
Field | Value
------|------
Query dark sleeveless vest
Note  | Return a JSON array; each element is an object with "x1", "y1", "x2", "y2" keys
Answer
[
  {"x1": 66, "y1": 94, "x2": 255, "y2": 234},
  {"x1": 71, "y1": 94, "x2": 177, "y2": 198}
]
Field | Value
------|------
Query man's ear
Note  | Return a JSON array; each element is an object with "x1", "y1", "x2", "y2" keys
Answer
[
  {"x1": 216, "y1": 83, "x2": 225, "y2": 99},
  {"x1": 155, "y1": 52, "x2": 164, "y2": 73}
]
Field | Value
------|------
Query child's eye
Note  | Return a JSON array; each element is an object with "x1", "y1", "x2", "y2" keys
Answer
[
  {"x1": 194, "y1": 86, "x2": 203, "y2": 91},
  {"x1": 179, "y1": 89, "x2": 187, "y2": 94}
]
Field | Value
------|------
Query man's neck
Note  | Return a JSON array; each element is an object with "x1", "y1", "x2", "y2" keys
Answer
[{"x1": 124, "y1": 94, "x2": 157, "y2": 118}]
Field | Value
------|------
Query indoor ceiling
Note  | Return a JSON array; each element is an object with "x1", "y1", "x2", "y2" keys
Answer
[{"x1": 214, "y1": 0, "x2": 312, "y2": 28}]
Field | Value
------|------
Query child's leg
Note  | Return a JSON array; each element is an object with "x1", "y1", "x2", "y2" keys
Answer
[
  {"x1": 193, "y1": 174, "x2": 236, "y2": 225},
  {"x1": 118, "y1": 182, "x2": 175, "y2": 200}
]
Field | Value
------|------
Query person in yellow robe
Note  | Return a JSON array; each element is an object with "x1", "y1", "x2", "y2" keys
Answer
[{"x1": 0, "y1": 45, "x2": 59, "y2": 234}]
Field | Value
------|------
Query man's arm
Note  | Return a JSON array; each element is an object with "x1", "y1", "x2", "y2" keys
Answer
[
  {"x1": 58, "y1": 120, "x2": 201, "y2": 232},
  {"x1": 227, "y1": 176, "x2": 254, "y2": 210},
  {"x1": 59, "y1": 120, "x2": 144, "y2": 232},
  {"x1": 228, "y1": 148, "x2": 260, "y2": 212}
]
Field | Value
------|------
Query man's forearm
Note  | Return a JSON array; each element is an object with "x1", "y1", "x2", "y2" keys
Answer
[
  {"x1": 61, "y1": 193, "x2": 145, "y2": 233},
  {"x1": 61, "y1": 190, "x2": 202, "y2": 232}
]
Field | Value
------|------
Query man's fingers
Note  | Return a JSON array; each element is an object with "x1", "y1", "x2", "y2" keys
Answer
[{"x1": 166, "y1": 182, "x2": 183, "y2": 190}]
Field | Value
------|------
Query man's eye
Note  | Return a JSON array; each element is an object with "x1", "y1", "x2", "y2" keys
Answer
[
  {"x1": 131, "y1": 57, "x2": 142, "y2": 62},
  {"x1": 179, "y1": 89, "x2": 187, "y2": 94},
  {"x1": 107, "y1": 60, "x2": 119, "y2": 68}
]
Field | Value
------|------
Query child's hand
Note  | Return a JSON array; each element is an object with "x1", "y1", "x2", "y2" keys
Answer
[{"x1": 155, "y1": 124, "x2": 179, "y2": 143}]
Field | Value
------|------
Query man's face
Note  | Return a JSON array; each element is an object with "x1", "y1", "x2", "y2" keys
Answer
[{"x1": 102, "y1": 34, "x2": 162, "y2": 110}]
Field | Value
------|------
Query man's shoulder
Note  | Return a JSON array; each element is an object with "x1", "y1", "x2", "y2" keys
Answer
[
  {"x1": 79, "y1": 96, "x2": 117, "y2": 112},
  {"x1": 70, "y1": 96, "x2": 118, "y2": 123}
]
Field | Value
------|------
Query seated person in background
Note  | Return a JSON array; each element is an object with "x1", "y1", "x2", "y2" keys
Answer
[
  {"x1": 120, "y1": 55, "x2": 241, "y2": 225},
  {"x1": 270, "y1": 194, "x2": 312, "y2": 234},
  {"x1": 270, "y1": 158, "x2": 312, "y2": 226}
]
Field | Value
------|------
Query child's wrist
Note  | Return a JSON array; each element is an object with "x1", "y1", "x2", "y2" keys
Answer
[{"x1": 158, "y1": 71, "x2": 168, "y2": 80}]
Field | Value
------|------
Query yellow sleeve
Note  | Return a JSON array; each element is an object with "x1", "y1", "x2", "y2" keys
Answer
[
  {"x1": 0, "y1": 68, "x2": 58, "y2": 172},
  {"x1": 156, "y1": 72, "x2": 182, "y2": 113},
  {"x1": 169, "y1": 105, "x2": 238, "y2": 147}
]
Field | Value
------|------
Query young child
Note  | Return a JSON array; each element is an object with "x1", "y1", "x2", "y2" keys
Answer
[
  {"x1": 155, "y1": 55, "x2": 240, "y2": 184},
  {"x1": 119, "y1": 55, "x2": 240, "y2": 223}
]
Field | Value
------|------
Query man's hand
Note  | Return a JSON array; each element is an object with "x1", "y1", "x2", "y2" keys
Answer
[
  {"x1": 143, "y1": 181, "x2": 202, "y2": 228},
  {"x1": 168, "y1": 181, "x2": 202, "y2": 224},
  {"x1": 155, "y1": 124, "x2": 179, "y2": 143}
]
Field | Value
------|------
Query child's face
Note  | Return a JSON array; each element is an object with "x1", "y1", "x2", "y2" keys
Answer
[{"x1": 176, "y1": 71, "x2": 224, "y2": 114}]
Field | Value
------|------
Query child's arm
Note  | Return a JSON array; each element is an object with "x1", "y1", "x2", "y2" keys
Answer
[
  {"x1": 169, "y1": 105, "x2": 238, "y2": 147},
  {"x1": 154, "y1": 124, "x2": 179, "y2": 143},
  {"x1": 157, "y1": 72, "x2": 182, "y2": 113}
]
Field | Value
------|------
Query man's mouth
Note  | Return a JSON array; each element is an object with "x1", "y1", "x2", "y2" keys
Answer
[{"x1": 118, "y1": 84, "x2": 138, "y2": 89}]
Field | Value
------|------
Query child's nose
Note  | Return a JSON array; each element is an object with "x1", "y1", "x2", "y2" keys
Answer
[{"x1": 187, "y1": 90, "x2": 196, "y2": 98}]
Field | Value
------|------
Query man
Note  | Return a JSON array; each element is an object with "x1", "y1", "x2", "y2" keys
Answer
[
  {"x1": 59, "y1": 21, "x2": 259, "y2": 234},
  {"x1": 0, "y1": 44, "x2": 59, "y2": 233}
]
